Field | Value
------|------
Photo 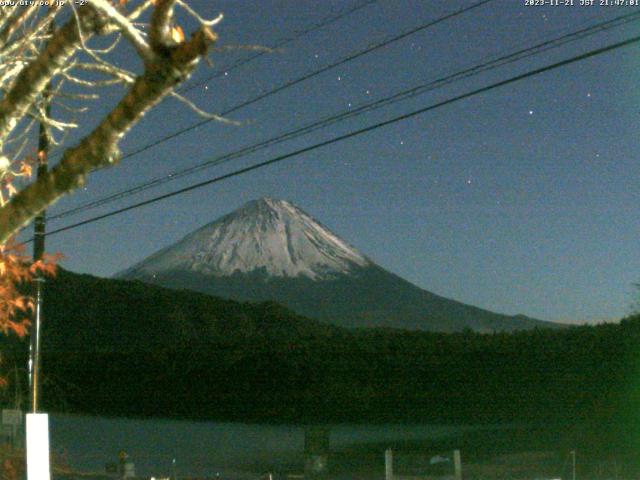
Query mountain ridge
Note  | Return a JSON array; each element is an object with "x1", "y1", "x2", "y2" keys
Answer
[
  {"x1": 22, "y1": 267, "x2": 624, "y2": 428},
  {"x1": 118, "y1": 197, "x2": 369, "y2": 280},
  {"x1": 119, "y1": 198, "x2": 559, "y2": 332}
]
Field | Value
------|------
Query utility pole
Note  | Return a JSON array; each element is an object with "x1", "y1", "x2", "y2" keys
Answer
[
  {"x1": 571, "y1": 450, "x2": 576, "y2": 480},
  {"x1": 385, "y1": 448, "x2": 393, "y2": 480},
  {"x1": 26, "y1": 77, "x2": 52, "y2": 480},
  {"x1": 29, "y1": 82, "x2": 50, "y2": 414},
  {"x1": 453, "y1": 449, "x2": 462, "y2": 480}
]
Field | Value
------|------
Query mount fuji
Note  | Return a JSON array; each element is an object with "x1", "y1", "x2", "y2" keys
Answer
[{"x1": 118, "y1": 198, "x2": 557, "y2": 332}]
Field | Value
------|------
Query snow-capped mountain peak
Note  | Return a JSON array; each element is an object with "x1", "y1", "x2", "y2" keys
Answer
[{"x1": 122, "y1": 198, "x2": 370, "y2": 280}]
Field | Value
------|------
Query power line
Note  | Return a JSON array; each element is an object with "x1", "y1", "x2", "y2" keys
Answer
[
  {"x1": 178, "y1": 0, "x2": 381, "y2": 93},
  {"x1": 48, "y1": 9, "x2": 640, "y2": 221},
  {"x1": 46, "y1": 0, "x2": 381, "y2": 161},
  {"x1": 49, "y1": 0, "x2": 495, "y2": 165},
  {"x1": 35, "y1": 32, "x2": 640, "y2": 241}
]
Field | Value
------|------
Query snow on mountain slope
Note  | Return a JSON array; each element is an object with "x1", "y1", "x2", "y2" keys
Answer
[
  {"x1": 118, "y1": 197, "x2": 558, "y2": 332},
  {"x1": 121, "y1": 198, "x2": 370, "y2": 280}
]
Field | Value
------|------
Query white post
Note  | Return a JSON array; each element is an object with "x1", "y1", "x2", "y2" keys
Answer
[
  {"x1": 385, "y1": 448, "x2": 394, "y2": 480},
  {"x1": 453, "y1": 449, "x2": 462, "y2": 480},
  {"x1": 26, "y1": 413, "x2": 51, "y2": 480}
]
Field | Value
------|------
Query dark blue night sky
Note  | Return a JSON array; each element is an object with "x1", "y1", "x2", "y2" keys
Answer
[{"x1": 32, "y1": 0, "x2": 640, "y2": 324}]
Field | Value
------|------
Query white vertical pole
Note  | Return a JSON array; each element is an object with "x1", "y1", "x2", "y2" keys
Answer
[
  {"x1": 385, "y1": 448, "x2": 393, "y2": 480},
  {"x1": 454, "y1": 449, "x2": 462, "y2": 480},
  {"x1": 26, "y1": 413, "x2": 51, "y2": 480}
]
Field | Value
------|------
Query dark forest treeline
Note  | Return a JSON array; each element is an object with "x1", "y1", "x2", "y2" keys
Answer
[{"x1": 2, "y1": 269, "x2": 639, "y2": 455}]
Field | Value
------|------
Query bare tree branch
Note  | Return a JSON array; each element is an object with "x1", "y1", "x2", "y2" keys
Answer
[
  {"x1": 0, "y1": 6, "x2": 58, "y2": 58},
  {"x1": 0, "y1": 6, "x2": 101, "y2": 146},
  {"x1": 90, "y1": 0, "x2": 154, "y2": 63},
  {"x1": 128, "y1": 0, "x2": 156, "y2": 22},
  {"x1": 0, "y1": 16, "x2": 218, "y2": 244},
  {"x1": 175, "y1": 1, "x2": 223, "y2": 27},
  {"x1": 0, "y1": 4, "x2": 40, "y2": 50},
  {"x1": 150, "y1": 0, "x2": 178, "y2": 49},
  {"x1": 170, "y1": 91, "x2": 239, "y2": 125}
]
